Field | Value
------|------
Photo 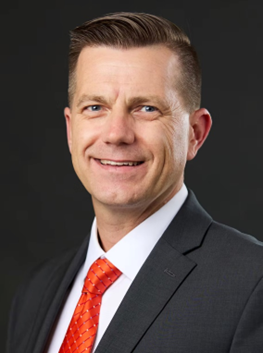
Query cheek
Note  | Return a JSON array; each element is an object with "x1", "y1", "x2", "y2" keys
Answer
[
  {"x1": 163, "y1": 120, "x2": 189, "y2": 164},
  {"x1": 71, "y1": 120, "x2": 100, "y2": 154},
  {"x1": 139, "y1": 121, "x2": 180, "y2": 164}
]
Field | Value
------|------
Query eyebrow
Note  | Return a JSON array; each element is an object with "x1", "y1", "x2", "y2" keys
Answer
[
  {"x1": 76, "y1": 94, "x2": 109, "y2": 108},
  {"x1": 127, "y1": 96, "x2": 169, "y2": 109}
]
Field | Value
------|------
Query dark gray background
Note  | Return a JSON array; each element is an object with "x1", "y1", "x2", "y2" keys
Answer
[{"x1": 1, "y1": 0, "x2": 261, "y2": 348}]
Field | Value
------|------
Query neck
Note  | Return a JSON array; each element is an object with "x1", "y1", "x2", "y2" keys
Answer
[{"x1": 93, "y1": 183, "x2": 182, "y2": 251}]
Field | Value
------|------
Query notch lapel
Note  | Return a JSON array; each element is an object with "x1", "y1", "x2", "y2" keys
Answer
[
  {"x1": 96, "y1": 239, "x2": 196, "y2": 353},
  {"x1": 30, "y1": 235, "x2": 90, "y2": 353},
  {"x1": 96, "y1": 190, "x2": 212, "y2": 353}
]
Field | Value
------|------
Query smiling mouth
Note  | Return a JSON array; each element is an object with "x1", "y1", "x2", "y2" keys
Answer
[{"x1": 98, "y1": 159, "x2": 143, "y2": 166}]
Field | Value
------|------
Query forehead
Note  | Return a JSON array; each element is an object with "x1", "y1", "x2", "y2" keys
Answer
[{"x1": 74, "y1": 45, "x2": 180, "y2": 99}]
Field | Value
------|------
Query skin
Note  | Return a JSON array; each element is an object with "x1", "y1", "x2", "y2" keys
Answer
[{"x1": 65, "y1": 45, "x2": 212, "y2": 251}]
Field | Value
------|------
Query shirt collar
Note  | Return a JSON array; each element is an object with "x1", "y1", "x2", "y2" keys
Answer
[{"x1": 83, "y1": 184, "x2": 188, "y2": 281}]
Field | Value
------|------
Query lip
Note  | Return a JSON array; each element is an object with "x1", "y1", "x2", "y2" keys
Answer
[
  {"x1": 92, "y1": 158, "x2": 145, "y2": 172},
  {"x1": 98, "y1": 158, "x2": 143, "y2": 166}
]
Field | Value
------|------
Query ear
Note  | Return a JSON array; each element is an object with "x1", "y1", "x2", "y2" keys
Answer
[
  {"x1": 187, "y1": 108, "x2": 212, "y2": 161},
  {"x1": 64, "y1": 107, "x2": 72, "y2": 154}
]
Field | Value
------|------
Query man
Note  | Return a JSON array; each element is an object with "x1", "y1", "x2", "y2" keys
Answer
[{"x1": 7, "y1": 12, "x2": 263, "y2": 353}]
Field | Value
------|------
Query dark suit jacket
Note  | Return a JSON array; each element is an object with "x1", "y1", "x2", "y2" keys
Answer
[{"x1": 6, "y1": 191, "x2": 263, "y2": 353}]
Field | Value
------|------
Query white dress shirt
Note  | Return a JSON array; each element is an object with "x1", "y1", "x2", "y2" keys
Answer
[{"x1": 47, "y1": 184, "x2": 188, "y2": 353}]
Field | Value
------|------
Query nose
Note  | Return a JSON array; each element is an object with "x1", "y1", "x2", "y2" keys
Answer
[{"x1": 101, "y1": 109, "x2": 135, "y2": 145}]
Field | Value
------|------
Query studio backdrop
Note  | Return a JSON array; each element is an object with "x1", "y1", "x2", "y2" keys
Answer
[{"x1": 1, "y1": 0, "x2": 261, "y2": 350}]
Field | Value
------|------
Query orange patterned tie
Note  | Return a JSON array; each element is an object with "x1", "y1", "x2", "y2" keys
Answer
[{"x1": 59, "y1": 258, "x2": 122, "y2": 353}]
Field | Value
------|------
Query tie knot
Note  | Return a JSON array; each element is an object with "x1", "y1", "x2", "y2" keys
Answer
[{"x1": 83, "y1": 258, "x2": 122, "y2": 295}]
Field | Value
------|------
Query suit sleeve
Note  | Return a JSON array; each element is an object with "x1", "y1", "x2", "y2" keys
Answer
[{"x1": 230, "y1": 276, "x2": 263, "y2": 352}]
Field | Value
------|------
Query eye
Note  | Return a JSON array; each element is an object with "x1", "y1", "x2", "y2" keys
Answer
[
  {"x1": 141, "y1": 105, "x2": 157, "y2": 112},
  {"x1": 87, "y1": 105, "x2": 102, "y2": 111}
]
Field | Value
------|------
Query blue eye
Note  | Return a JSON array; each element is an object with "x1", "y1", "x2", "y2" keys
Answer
[
  {"x1": 88, "y1": 105, "x2": 101, "y2": 111},
  {"x1": 141, "y1": 106, "x2": 157, "y2": 112}
]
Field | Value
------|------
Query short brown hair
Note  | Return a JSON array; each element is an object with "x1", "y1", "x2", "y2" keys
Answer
[{"x1": 68, "y1": 12, "x2": 201, "y2": 112}]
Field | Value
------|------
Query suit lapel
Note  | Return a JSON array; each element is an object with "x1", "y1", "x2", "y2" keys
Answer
[
  {"x1": 30, "y1": 235, "x2": 90, "y2": 353},
  {"x1": 96, "y1": 190, "x2": 212, "y2": 353},
  {"x1": 162, "y1": 190, "x2": 212, "y2": 254},
  {"x1": 96, "y1": 239, "x2": 196, "y2": 353}
]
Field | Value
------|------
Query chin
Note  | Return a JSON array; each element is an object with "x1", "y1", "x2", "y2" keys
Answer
[{"x1": 92, "y1": 190, "x2": 147, "y2": 209}]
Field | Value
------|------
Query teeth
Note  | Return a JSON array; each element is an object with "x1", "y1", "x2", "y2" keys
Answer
[{"x1": 100, "y1": 159, "x2": 139, "y2": 166}]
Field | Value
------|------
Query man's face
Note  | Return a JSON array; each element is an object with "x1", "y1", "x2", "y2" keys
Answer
[{"x1": 65, "y1": 45, "x2": 198, "y2": 215}]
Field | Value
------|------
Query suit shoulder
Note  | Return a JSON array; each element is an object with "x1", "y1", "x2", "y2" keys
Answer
[
  {"x1": 28, "y1": 247, "x2": 79, "y2": 282},
  {"x1": 210, "y1": 220, "x2": 262, "y2": 246},
  {"x1": 13, "y1": 247, "x2": 78, "y2": 307},
  {"x1": 205, "y1": 220, "x2": 263, "y2": 262}
]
